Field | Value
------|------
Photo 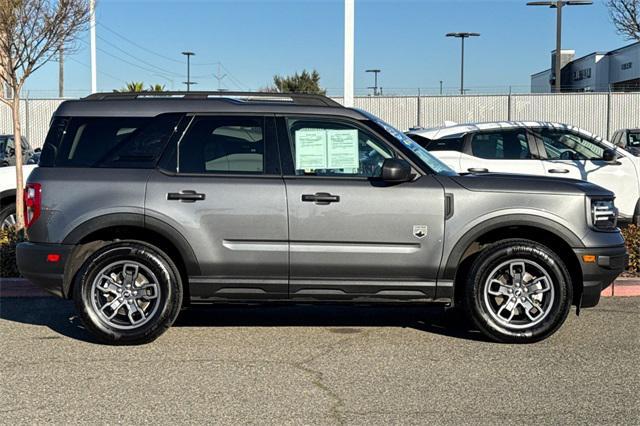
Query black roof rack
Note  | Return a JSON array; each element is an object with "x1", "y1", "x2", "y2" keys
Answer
[{"x1": 82, "y1": 91, "x2": 343, "y2": 108}]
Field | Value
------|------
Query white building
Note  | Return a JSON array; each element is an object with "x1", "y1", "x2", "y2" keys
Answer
[{"x1": 531, "y1": 41, "x2": 640, "y2": 93}]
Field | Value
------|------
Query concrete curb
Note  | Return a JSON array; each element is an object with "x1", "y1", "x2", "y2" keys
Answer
[{"x1": 1, "y1": 277, "x2": 639, "y2": 298}]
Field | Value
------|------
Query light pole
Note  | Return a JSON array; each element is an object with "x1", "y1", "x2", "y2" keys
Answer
[
  {"x1": 366, "y1": 69, "x2": 381, "y2": 96},
  {"x1": 89, "y1": 0, "x2": 97, "y2": 93},
  {"x1": 527, "y1": 1, "x2": 592, "y2": 93},
  {"x1": 344, "y1": 0, "x2": 355, "y2": 107},
  {"x1": 446, "y1": 32, "x2": 480, "y2": 95},
  {"x1": 181, "y1": 51, "x2": 196, "y2": 92}
]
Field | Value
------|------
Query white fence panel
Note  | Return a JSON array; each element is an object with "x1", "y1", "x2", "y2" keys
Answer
[
  {"x1": 510, "y1": 93, "x2": 609, "y2": 137},
  {"x1": 420, "y1": 95, "x2": 509, "y2": 129},
  {"x1": 0, "y1": 99, "x2": 63, "y2": 148},
  {"x1": 609, "y1": 93, "x2": 640, "y2": 135}
]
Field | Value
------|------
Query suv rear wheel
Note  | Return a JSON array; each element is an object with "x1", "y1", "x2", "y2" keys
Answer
[
  {"x1": 0, "y1": 203, "x2": 16, "y2": 230},
  {"x1": 462, "y1": 239, "x2": 572, "y2": 343},
  {"x1": 73, "y1": 241, "x2": 183, "y2": 345}
]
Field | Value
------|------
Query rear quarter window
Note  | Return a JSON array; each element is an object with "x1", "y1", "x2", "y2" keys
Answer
[{"x1": 407, "y1": 134, "x2": 464, "y2": 152}]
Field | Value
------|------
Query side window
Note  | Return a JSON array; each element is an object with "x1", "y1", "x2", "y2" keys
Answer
[
  {"x1": 407, "y1": 134, "x2": 464, "y2": 152},
  {"x1": 287, "y1": 118, "x2": 394, "y2": 177},
  {"x1": 54, "y1": 117, "x2": 151, "y2": 167},
  {"x1": 178, "y1": 116, "x2": 264, "y2": 174},
  {"x1": 629, "y1": 131, "x2": 640, "y2": 148},
  {"x1": 98, "y1": 114, "x2": 182, "y2": 168},
  {"x1": 538, "y1": 130, "x2": 604, "y2": 160},
  {"x1": 471, "y1": 131, "x2": 531, "y2": 159}
]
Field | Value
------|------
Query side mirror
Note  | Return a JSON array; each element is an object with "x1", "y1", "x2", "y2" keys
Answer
[
  {"x1": 381, "y1": 159, "x2": 412, "y2": 183},
  {"x1": 602, "y1": 149, "x2": 617, "y2": 162}
]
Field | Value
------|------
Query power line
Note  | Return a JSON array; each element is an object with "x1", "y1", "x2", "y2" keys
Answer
[{"x1": 68, "y1": 57, "x2": 127, "y2": 85}]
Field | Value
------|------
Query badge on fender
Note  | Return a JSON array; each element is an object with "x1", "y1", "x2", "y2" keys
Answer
[{"x1": 413, "y1": 225, "x2": 428, "y2": 239}]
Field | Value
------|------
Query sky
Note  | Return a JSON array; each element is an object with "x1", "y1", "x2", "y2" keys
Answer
[{"x1": 23, "y1": 0, "x2": 634, "y2": 97}]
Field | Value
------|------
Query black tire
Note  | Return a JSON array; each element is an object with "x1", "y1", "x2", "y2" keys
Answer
[
  {"x1": 73, "y1": 241, "x2": 183, "y2": 345},
  {"x1": 0, "y1": 202, "x2": 16, "y2": 230},
  {"x1": 461, "y1": 239, "x2": 572, "y2": 343}
]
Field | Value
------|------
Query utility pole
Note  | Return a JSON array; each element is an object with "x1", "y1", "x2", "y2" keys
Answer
[
  {"x1": 527, "y1": 1, "x2": 592, "y2": 93},
  {"x1": 366, "y1": 69, "x2": 381, "y2": 96},
  {"x1": 90, "y1": 0, "x2": 97, "y2": 93},
  {"x1": 344, "y1": 0, "x2": 355, "y2": 107},
  {"x1": 58, "y1": 46, "x2": 64, "y2": 98},
  {"x1": 439, "y1": 80, "x2": 443, "y2": 95},
  {"x1": 181, "y1": 51, "x2": 196, "y2": 92},
  {"x1": 213, "y1": 63, "x2": 227, "y2": 91},
  {"x1": 446, "y1": 32, "x2": 480, "y2": 95}
]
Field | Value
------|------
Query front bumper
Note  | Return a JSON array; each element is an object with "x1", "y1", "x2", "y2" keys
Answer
[
  {"x1": 16, "y1": 242, "x2": 74, "y2": 298},
  {"x1": 573, "y1": 245, "x2": 628, "y2": 308}
]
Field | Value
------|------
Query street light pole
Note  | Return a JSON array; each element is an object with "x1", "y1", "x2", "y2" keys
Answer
[
  {"x1": 527, "y1": 1, "x2": 592, "y2": 93},
  {"x1": 344, "y1": 0, "x2": 355, "y2": 107},
  {"x1": 89, "y1": 0, "x2": 97, "y2": 93},
  {"x1": 181, "y1": 51, "x2": 196, "y2": 92},
  {"x1": 366, "y1": 69, "x2": 381, "y2": 96},
  {"x1": 446, "y1": 32, "x2": 480, "y2": 95}
]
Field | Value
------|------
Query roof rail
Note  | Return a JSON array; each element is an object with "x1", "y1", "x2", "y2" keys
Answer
[{"x1": 82, "y1": 91, "x2": 343, "y2": 108}]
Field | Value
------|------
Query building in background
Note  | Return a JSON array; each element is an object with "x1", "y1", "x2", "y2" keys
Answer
[{"x1": 531, "y1": 41, "x2": 639, "y2": 93}]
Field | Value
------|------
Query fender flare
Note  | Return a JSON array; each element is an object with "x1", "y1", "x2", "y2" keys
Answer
[
  {"x1": 0, "y1": 189, "x2": 16, "y2": 207},
  {"x1": 62, "y1": 213, "x2": 200, "y2": 276},
  {"x1": 440, "y1": 214, "x2": 584, "y2": 282}
]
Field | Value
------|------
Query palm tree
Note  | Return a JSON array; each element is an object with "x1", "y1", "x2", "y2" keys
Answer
[
  {"x1": 148, "y1": 84, "x2": 166, "y2": 92},
  {"x1": 115, "y1": 81, "x2": 145, "y2": 93}
]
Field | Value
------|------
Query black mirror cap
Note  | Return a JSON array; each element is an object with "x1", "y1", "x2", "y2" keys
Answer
[
  {"x1": 382, "y1": 158, "x2": 412, "y2": 183},
  {"x1": 603, "y1": 149, "x2": 617, "y2": 162}
]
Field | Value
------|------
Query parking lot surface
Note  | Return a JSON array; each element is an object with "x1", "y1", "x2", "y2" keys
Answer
[{"x1": 1, "y1": 296, "x2": 638, "y2": 425}]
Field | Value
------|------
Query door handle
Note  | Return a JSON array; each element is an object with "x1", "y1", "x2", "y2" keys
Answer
[
  {"x1": 302, "y1": 192, "x2": 340, "y2": 205},
  {"x1": 167, "y1": 190, "x2": 206, "y2": 202},
  {"x1": 548, "y1": 168, "x2": 570, "y2": 174},
  {"x1": 468, "y1": 168, "x2": 489, "y2": 173}
]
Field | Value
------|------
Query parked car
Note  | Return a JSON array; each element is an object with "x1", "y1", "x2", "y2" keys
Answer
[
  {"x1": 611, "y1": 128, "x2": 640, "y2": 156},
  {"x1": 407, "y1": 122, "x2": 640, "y2": 225},
  {"x1": 0, "y1": 164, "x2": 37, "y2": 230},
  {"x1": 17, "y1": 93, "x2": 627, "y2": 345},
  {"x1": 0, "y1": 135, "x2": 35, "y2": 166}
]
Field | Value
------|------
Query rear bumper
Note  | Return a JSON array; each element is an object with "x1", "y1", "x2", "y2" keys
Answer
[
  {"x1": 16, "y1": 242, "x2": 74, "y2": 298},
  {"x1": 573, "y1": 245, "x2": 628, "y2": 308}
]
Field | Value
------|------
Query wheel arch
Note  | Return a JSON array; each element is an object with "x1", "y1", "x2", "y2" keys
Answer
[
  {"x1": 442, "y1": 215, "x2": 584, "y2": 307},
  {"x1": 61, "y1": 213, "x2": 200, "y2": 300},
  {"x1": 0, "y1": 189, "x2": 16, "y2": 208}
]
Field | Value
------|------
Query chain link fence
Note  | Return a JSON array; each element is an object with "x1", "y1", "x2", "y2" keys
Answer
[{"x1": 1, "y1": 93, "x2": 639, "y2": 148}]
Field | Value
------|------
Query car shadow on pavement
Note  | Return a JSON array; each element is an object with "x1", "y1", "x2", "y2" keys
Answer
[{"x1": 0, "y1": 297, "x2": 490, "y2": 344}]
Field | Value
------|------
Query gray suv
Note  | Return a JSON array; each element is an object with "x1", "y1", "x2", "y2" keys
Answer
[{"x1": 17, "y1": 92, "x2": 627, "y2": 345}]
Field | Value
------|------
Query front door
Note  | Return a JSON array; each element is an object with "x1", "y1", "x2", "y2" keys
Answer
[
  {"x1": 277, "y1": 115, "x2": 445, "y2": 301},
  {"x1": 532, "y1": 128, "x2": 640, "y2": 219},
  {"x1": 145, "y1": 115, "x2": 289, "y2": 300}
]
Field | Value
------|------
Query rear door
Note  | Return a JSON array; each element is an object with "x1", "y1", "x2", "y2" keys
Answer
[
  {"x1": 145, "y1": 114, "x2": 289, "y2": 300},
  {"x1": 277, "y1": 115, "x2": 445, "y2": 301},
  {"x1": 459, "y1": 129, "x2": 545, "y2": 175}
]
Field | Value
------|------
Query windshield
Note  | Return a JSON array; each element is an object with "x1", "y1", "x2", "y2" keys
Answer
[{"x1": 358, "y1": 109, "x2": 457, "y2": 175}]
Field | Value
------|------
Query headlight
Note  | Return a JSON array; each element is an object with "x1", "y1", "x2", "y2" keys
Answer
[{"x1": 591, "y1": 199, "x2": 618, "y2": 230}]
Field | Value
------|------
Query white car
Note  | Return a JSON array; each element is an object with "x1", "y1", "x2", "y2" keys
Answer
[
  {"x1": 407, "y1": 121, "x2": 640, "y2": 224},
  {"x1": 0, "y1": 165, "x2": 37, "y2": 230}
]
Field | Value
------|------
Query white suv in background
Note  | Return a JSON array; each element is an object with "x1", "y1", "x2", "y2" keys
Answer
[{"x1": 407, "y1": 122, "x2": 640, "y2": 224}]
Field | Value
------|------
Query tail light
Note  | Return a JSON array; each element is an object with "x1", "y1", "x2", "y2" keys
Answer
[{"x1": 24, "y1": 183, "x2": 41, "y2": 228}]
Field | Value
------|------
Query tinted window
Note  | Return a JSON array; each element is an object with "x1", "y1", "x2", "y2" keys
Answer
[
  {"x1": 471, "y1": 131, "x2": 531, "y2": 159},
  {"x1": 629, "y1": 131, "x2": 640, "y2": 148},
  {"x1": 537, "y1": 130, "x2": 604, "y2": 160},
  {"x1": 178, "y1": 116, "x2": 264, "y2": 174},
  {"x1": 49, "y1": 117, "x2": 151, "y2": 167},
  {"x1": 287, "y1": 118, "x2": 394, "y2": 177},
  {"x1": 408, "y1": 134, "x2": 464, "y2": 152}
]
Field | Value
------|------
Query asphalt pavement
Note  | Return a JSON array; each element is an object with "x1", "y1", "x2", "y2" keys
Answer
[{"x1": 0, "y1": 296, "x2": 638, "y2": 425}]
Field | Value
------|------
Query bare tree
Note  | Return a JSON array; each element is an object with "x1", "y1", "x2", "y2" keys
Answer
[
  {"x1": 0, "y1": 0, "x2": 90, "y2": 231},
  {"x1": 607, "y1": 0, "x2": 640, "y2": 41}
]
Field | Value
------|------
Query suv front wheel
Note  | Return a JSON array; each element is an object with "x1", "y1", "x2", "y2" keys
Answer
[
  {"x1": 462, "y1": 239, "x2": 572, "y2": 343},
  {"x1": 73, "y1": 241, "x2": 183, "y2": 345}
]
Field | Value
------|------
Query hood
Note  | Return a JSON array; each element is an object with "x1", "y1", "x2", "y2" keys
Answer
[{"x1": 449, "y1": 173, "x2": 613, "y2": 197}]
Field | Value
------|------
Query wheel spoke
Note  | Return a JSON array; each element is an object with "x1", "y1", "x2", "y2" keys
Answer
[
  {"x1": 134, "y1": 282, "x2": 159, "y2": 300},
  {"x1": 497, "y1": 298, "x2": 518, "y2": 322},
  {"x1": 122, "y1": 263, "x2": 140, "y2": 287},
  {"x1": 509, "y1": 261, "x2": 526, "y2": 286},
  {"x1": 101, "y1": 297, "x2": 125, "y2": 319},
  {"x1": 526, "y1": 277, "x2": 551, "y2": 295},
  {"x1": 126, "y1": 300, "x2": 146, "y2": 325},
  {"x1": 96, "y1": 275, "x2": 123, "y2": 296},
  {"x1": 521, "y1": 297, "x2": 545, "y2": 321},
  {"x1": 487, "y1": 279, "x2": 511, "y2": 297}
]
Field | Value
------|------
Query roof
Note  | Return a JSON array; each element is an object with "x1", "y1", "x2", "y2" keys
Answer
[
  {"x1": 407, "y1": 121, "x2": 604, "y2": 141},
  {"x1": 55, "y1": 91, "x2": 355, "y2": 118}
]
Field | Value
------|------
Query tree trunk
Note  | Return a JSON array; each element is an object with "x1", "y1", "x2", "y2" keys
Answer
[{"x1": 11, "y1": 95, "x2": 25, "y2": 232}]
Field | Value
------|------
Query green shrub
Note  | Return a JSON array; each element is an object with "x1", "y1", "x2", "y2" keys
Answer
[
  {"x1": 621, "y1": 224, "x2": 640, "y2": 274},
  {"x1": 0, "y1": 228, "x2": 23, "y2": 278}
]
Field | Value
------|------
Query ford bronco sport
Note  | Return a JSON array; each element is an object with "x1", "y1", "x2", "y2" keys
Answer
[{"x1": 17, "y1": 92, "x2": 628, "y2": 344}]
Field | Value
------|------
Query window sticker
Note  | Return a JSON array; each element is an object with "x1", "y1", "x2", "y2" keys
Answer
[
  {"x1": 295, "y1": 129, "x2": 328, "y2": 169},
  {"x1": 327, "y1": 129, "x2": 359, "y2": 169}
]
